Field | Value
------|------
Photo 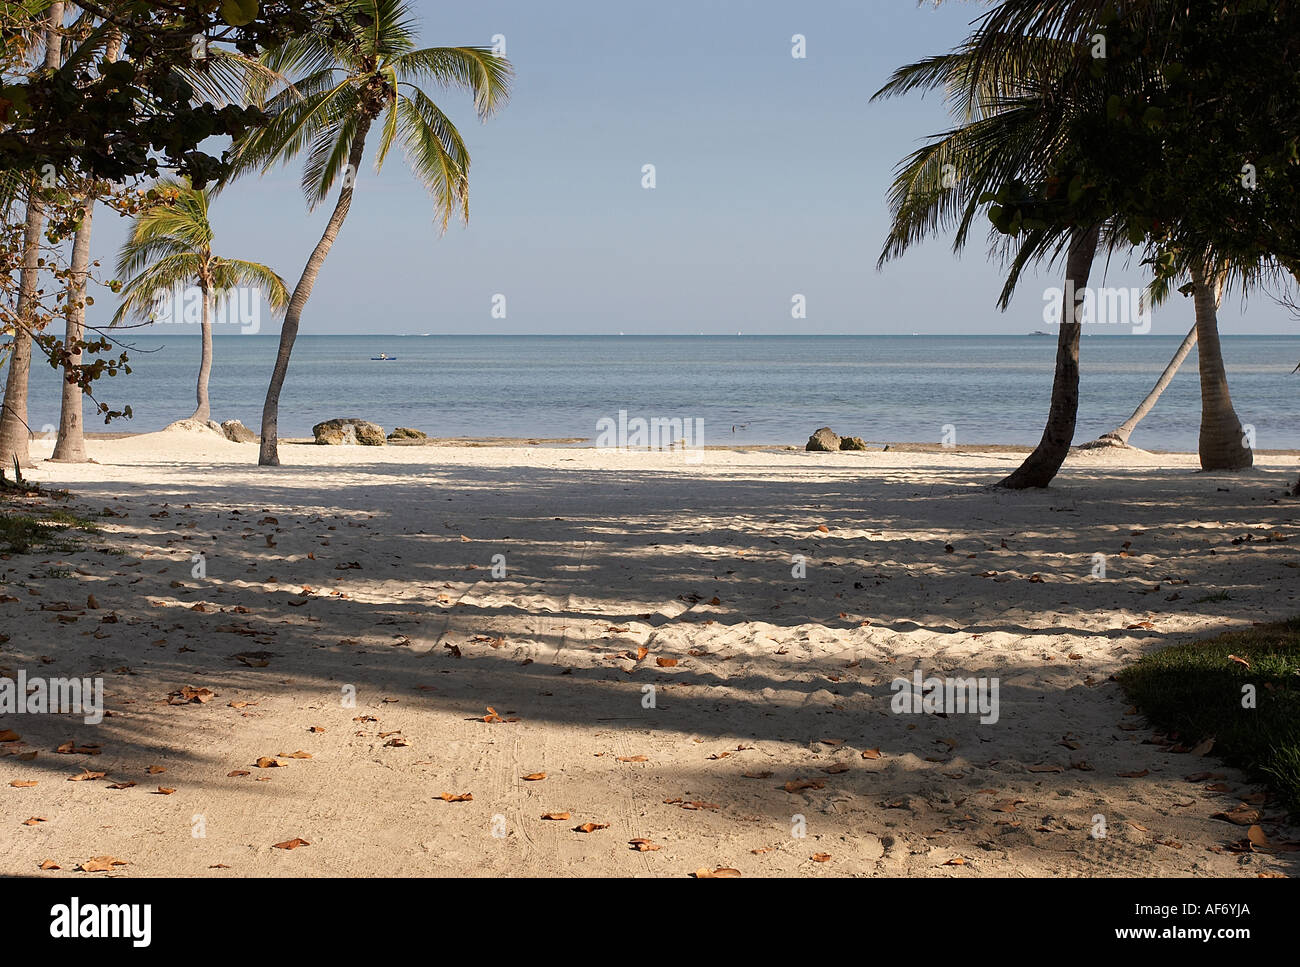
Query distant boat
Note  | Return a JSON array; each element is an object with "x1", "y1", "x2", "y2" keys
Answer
[
  {"x1": 371, "y1": 353, "x2": 397, "y2": 361},
  {"x1": 1029, "y1": 330, "x2": 1052, "y2": 336}
]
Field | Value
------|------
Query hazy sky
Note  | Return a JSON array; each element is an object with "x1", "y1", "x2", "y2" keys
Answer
[{"x1": 86, "y1": 0, "x2": 1298, "y2": 336}]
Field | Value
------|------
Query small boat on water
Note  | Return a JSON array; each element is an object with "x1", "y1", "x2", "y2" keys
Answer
[{"x1": 371, "y1": 353, "x2": 397, "y2": 361}]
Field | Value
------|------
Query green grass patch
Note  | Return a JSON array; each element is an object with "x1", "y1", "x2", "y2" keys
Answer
[
  {"x1": 0, "y1": 505, "x2": 101, "y2": 554},
  {"x1": 1118, "y1": 618, "x2": 1300, "y2": 819}
]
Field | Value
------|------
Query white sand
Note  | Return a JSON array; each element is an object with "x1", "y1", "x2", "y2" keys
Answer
[{"x1": 1, "y1": 430, "x2": 1298, "y2": 877}]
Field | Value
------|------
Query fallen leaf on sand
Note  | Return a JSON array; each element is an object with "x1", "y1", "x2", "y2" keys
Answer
[
  {"x1": 541, "y1": 812, "x2": 570, "y2": 821},
  {"x1": 10, "y1": 780, "x2": 37, "y2": 788},
  {"x1": 68, "y1": 769, "x2": 106, "y2": 782},
  {"x1": 991, "y1": 798, "x2": 1028, "y2": 813},
  {"x1": 39, "y1": 859, "x2": 60, "y2": 870},
  {"x1": 943, "y1": 857, "x2": 967, "y2": 866},
  {"x1": 1228, "y1": 654, "x2": 1251, "y2": 669},
  {"x1": 820, "y1": 763, "x2": 851, "y2": 774},
  {"x1": 279, "y1": 750, "x2": 312, "y2": 759},
  {"x1": 1027, "y1": 764, "x2": 1064, "y2": 773},
  {"x1": 861, "y1": 748, "x2": 883, "y2": 760},
  {"x1": 272, "y1": 838, "x2": 310, "y2": 850},
  {"x1": 1189, "y1": 736, "x2": 1216, "y2": 757},
  {"x1": 574, "y1": 822, "x2": 609, "y2": 833},
  {"x1": 228, "y1": 701, "x2": 254, "y2": 709},
  {"x1": 481, "y1": 706, "x2": 505, "y2": 723},
  {"x1": 308, "y1": 727, "x2": 325, "y2": 733},
  {"x1": 78, "y1": 856, "x2": 128, "y2": 872},
  {"x1": 629, "y1": 839, "x2": 661, "y2": 852},
  {"x1": 0, "y1": 729, "x2": 20, "y2": 742},
  {"x1": 1247, "y1": 825, "x2": 1272, "y2": 850},
  {"x1": 107, "y1": 781, "x2": 136, "y2": 790},
  {"x1": 783, "y1": 779, "x2": 825, "y2": 793},
  {"x1": 1116, "y1": 770, "x2": 1150, "y2": 778},
  {"x1": 616, "y1": 755, "x2": 648, "y2": 763},
  {"x1": 155, "y1": 787, "x2": 176, "y2": 795},
  {"x1": 693, "y1": 867, "x2": 741, "y2": 878},
  {"x1": 384, "y1": 737, "x2": 409, "y2": 748},
  {"x1": 22, "y1": 816, "x2": 45, "y2": 825},
  {"x1": 168, "y1": 685, "x2": 215, "y2": 705},
  {"x1": 522, "y1": 773, "x2": 547, "y2": 781},
  {"x1": 655, "y1": 657, "x2": 678, "y2": 667},
  {"x1": 438, "y1": 792, "x2": 473, "y2": 802},
  {"x1": 742, "y1": 771, "x2": 773, "y2": 779},
  {"x1": 255, "y1": 757, "x2": 281, "y2": 769},
  {"x1": 1213, "y1": 804, "x2": 1260, "y2": 826},
  {"x1": 811, "y1": 853, "x2": 832, "y2": 863},
  {"x1": 147, "y1": 765, "x2": 166, "y2": 775}
]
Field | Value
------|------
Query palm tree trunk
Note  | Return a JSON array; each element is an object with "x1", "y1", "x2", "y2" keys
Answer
[
  {"x1": 50, "y1": 197, "x2": 93, "y2": 462},
  {"x1": 191, "y1": 280, "x2": 213, "y2": 422},
  {"x1": 0, "y1": 178, "x2": 47, "y2": 469},
  {"x1": 999, "y1": 223, "x2": 1101, "y2": 489},
  {"x1": 1084, "y1": 321, "x2": 1198, "y2": 448},
  {"x1": 0, "y1": 2, "x2": 64, "y2": 468},
  {"x1": 1192, "y1": 265, "x2": 1253, "y2": 471},
  {"x1": 259, "y1": 115, "x2": 373, "y2": 466}
]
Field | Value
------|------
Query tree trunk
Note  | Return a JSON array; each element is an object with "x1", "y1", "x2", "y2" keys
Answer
[
  {"x1": 190, "y1": 280, "x2": 213, "y2": 422},
  {"x1": 1084, "y1": 321, "x2": 1198, "y2": 448},
  {"x1": 999, "y1": 224, "x2": 1101, "y2": 489},
  {"x1": 0, "y1": 3, "x2": 64, "y2": 468},
  {"x1": 258, "y1": 115, "x2": 374, "y2": 466},
  {"x1": 50, "y1": 198, "x2": 93, "y2": 462},
  {"x1": 1192, "y1": 265, "x2": 1253, "y2": 470}
]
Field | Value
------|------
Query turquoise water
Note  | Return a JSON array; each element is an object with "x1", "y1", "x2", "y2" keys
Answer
[{"x1": 22, "y1": 334, "x2": 1300, "y2": 450}]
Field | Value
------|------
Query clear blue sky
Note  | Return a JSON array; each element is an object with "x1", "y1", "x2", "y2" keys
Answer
[{"x1": 87, "y1": 0, "x2": 1297, "y2": 335}]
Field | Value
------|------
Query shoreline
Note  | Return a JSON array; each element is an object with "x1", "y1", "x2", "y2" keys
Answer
[{"x1": 60, "y1": 431, "x2": 1300, "y2": 458}]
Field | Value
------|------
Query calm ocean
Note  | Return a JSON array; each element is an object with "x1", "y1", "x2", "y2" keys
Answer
[{"x1": 22, "y1": 334, "x2": 1300, "y2": 450}]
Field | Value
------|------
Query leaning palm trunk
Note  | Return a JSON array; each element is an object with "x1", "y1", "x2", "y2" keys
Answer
[
  {"x1": 0, "y1": 2, "x2": 64, "y2": 468},
  {"x1": 1084, "y1": 322, "x2": 1198, "y2": 448},
  {"x1": 999, "y1": 223, "x2": 1101, "y2": 489},
  {"x1": 191, "y1": 280, "x2": 214, "y2": 421},
  {"x1": 258, "y1": 115, "x2": 373, "y2": 466},
  {"x1": 50, "y1": 197, "x2": 93, "y2": 462},
  {"x1": 1192, "y1": 266, "x2": 1252, "y2": 470}
]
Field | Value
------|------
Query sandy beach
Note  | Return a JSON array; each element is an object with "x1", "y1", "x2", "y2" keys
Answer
[{"x1": 0, "y1": 431, "x2": 1297, "y2": 877}]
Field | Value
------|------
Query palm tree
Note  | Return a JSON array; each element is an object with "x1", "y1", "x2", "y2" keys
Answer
[
  {"x1": 964, "y1": 0, "x2": 1257, "y2": 473},
  {"x1": 226, "y1": 0, "x2": 511, "y2": 465},
  {"x1": 1082, "y1": 322, "x2": 1197, "y2": 449},
  {"x1": 0, "y1": 1, "x2": 63, "y2": 469},
  {"x1": 111, "y1": 178, "x2": 289, "y2": 423},
  {"x1": 48, "y1": 191, "x2": 95, "y2": 462},
  {"x1": 873, "y1": 35, "x2": 1105, "y2": 488},
  {"x1": 1189, "y1": 263, "x2": 1252, "y2": 470},
  {"x1": 50, "y1": 21, "x2": 121, "y2": 464}
]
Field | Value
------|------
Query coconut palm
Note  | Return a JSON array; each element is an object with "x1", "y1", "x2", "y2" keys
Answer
[
  {"x1": 1189, "y1": 263, "x2": 1252, "y2": 470},
  {"x1": 50, "y1": 20, "x2": 122, "y2": 463},
  {"x1": 226, "y1": 0, "x2": 511, "y2": 465},
  {"x1": 873, "y1": 34, "x2": 1106, "y2": 488},
  {"x1": 112, "y1": 177, "x2": 289, "y2": 423},
  {"x1": 0, "y1": 0, "x2": 63, "y2": 469},
  {"x1": 1083, "y1": 322, "x2": 1197, "y2": 449},
  {"x1": 962, "y1": 0, "x2": 1257, "y2": 472}
]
